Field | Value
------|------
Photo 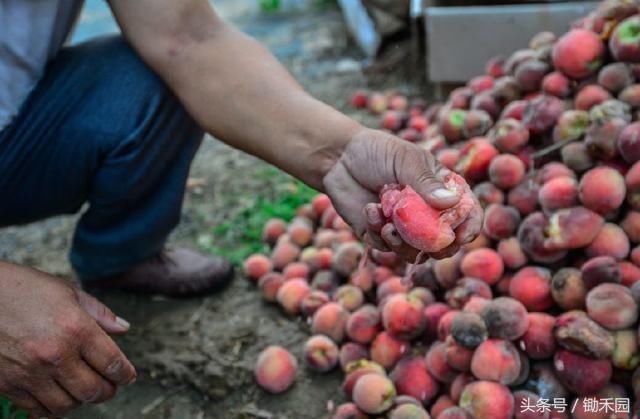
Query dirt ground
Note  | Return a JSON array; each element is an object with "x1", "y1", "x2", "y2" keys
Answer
[{"x1": 0, "y1": 2, "x2": 420, "y2": 419}]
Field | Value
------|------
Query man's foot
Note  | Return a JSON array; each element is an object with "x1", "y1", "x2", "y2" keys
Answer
[{"x1": 85, "y1": 248, "x2": 234, "y2": 297}]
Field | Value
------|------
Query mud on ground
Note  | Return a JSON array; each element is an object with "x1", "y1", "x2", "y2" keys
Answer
[{"x1": 0, "y1": 2, "x2": 419, "y2": 418}]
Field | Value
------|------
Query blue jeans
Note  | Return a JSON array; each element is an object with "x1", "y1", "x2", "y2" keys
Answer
[{"x1": 0, "y1": 36, "x2": 204, "y2": 280}]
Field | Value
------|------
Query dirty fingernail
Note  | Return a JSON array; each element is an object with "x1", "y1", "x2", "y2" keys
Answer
[
  {"x1": 116, "y1": 316, "x2": 130, "y2": 330},
  {"x1": 432, "y1": 188, "x2": 457, "y2": 199}
]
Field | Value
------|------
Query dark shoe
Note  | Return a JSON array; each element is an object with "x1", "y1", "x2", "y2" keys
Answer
[{"x1": 85, "y1": 248, "x2": 234, "y2": 297}]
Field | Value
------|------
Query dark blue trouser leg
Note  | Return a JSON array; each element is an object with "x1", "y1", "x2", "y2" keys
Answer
[{"x1": 0, "y1": 35, "x2": 204, "y2": 280}]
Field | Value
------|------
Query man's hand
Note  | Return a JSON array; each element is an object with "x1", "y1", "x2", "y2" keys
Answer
[
  {"x1": 0, "y1": 262, "x2": 136, "y2": 418},
  {"x1": 323, "y1": 128, "x2": 483, "y2": 261}
]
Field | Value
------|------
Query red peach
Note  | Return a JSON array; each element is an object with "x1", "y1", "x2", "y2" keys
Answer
[
  {"x1": 470, "y1": 92, "x2": 501, "y2": 121},
  {"x1": 610, "y1": 15, "x2": 640, "y2": 63},
  {"x1": 460, "y1": 248, "x2": 504, "y2": 285},
  {"x1": 271, "y1": 236, "x2": 301, "y2": 270},
  {"x1": 509, "y1": 179, "x2": 541, "y2": 216},
  {"x1": 462, "y1": 110, "x2": 493, "y2": 139},
  {"x1": 373, "y1": 266, "x2": 393, "y2": 286},
  {"x1": 554, "y1": 310, "x2": 614, "y2": 359},
  {"x1": 244, "y1": 254, "x2": 273, "y2": 281},
  {"x1": 300, "y1": 290, "x2": 330, "y2": 317},
  {"x1": 445, "y1": 335, "x2": 475, "y2": 371},
  {"x1": 331, "y1": 242, "x2": 363, "y2": 278},
  {"x1": 619, "y1": 84, "x2": 640, "y2": 108},
  {"x1": 455, "y1": 138, "x2": 499, "y2": 183},
  {"x1": 262, "y1": 218, "x2": 287, "y2": 245},
  {"x1": 489, "y1": 118, "x2": 530, "y2": 153},
  {"x1": 333, "y1": 403, "x2": 368, "y2": 419},
  {"x1": 320, "y1": 206, "x2": 338, "y2": 229},
  {"x1": 283, "y1": 262, "x2": 310, "y2": 280},
  {"x1": 542, "y1": 71, "x2": 572, "y2": 98},
  {"x1": 620, "y1": 261, "x2": 640, "y2": 287},
  {"x1": 618, "y1": 121, "x2": 640, "y2": 164},
  {"x1": 586, "y1": 222, "x2": 630, "y2": 259},
  {"x1": 426, "y1": 341, "x2": 458, "y2": 383},
  {"x1": 304, "y1": 335, "x2": 339, "y2": 373},
  {"x1": 382, "y1": 294, "x2": 426, "y2": 340},
  {"x1": 391, "y1": 356, "x2": 440, "y2": 405},
  {"x1": 276, "y1": 278, "x2": 311, "y2": 315},
  {"x1": 255, "y1": 346, "x2": 297, "y2": 394},
  {"x1": 311, "y1": 302, "x2": 349, "y2": 343},
  {"x1": 498, "y1": 237, "x2": 528, "y2": 270},
  {"x1": 409, "y1": 114, "x2": 429, "y2": 132},
  {"x1": 473, "y1": 182, "x2": 505, "y2": 208},
  {"x1": 489, "y1": 154, "x2": 526, "y2": 190},
  {"x1": 445, "y1": 278, "x2": 493, "y2": 310},
  {"x1": 339, "y1": 343, "x2": 369, "y2": 371},
  {"x1": 509, "y1": 266, "x2": 553, "y2": 311},
  {"x1": 459, "y1": 381, "x2": 514, "y2": 419},
  {"x1": 258, "y1": 272, "x2": 285, "y2": 303},
  {"x1": 522, "y1": 95, "x2": 565, "y2": 134},
  {"x1": 518, "y1": 313, "x2": 556, "y2": 360},
  {"x1": 377, "y1": 276, "x2": 411, "y2": 303},
  {"x1": 370, "y1": 331, "x2": 410, "y2": 370},
  {"x1": 481, "y1": 297, "x2": 530, "y2": 340},
  {"x1": 430, "y1": 395, "x2": 455, "y2": 419},
  {"x1": 501, "y1": 100, "x2": 527, "y2": 120},
  {"x1": 349, "y1": 267, "x2": 374, "y2": 293},
  {"x1": 462, "y1": 296, "x2": 491, "y2": 315},
  {"x1": 575, "y1": 84, "x2": 612, "y2": 111},
  {"x1": 449, "y1": 373, "x2": 475, "y2": 404},
  {"x1": 552, "y1": 29, "x2": 604, "y2": 79},
  {"x1": 483, "y1": 204, "x2": 521, "y2": 240},
  {"x1": 471, "y1": 339, "x2": 521, "y2": 385},
  {"x1": 626, "y1": 161, "x2": 640, "y2": 209},
  {"x1": 544, "y1": 206, "x2": 605, "y2": 250},
  {"x1": 368, "y1": 92, "x2": 387, "y2": 114},
  {"x1": 346, "y1": 304, "x2": 381, "y2": 344},
  {"x1": 409, "y1": 287, "x2": 436, "y2": 307},
  {"x1": 311, "y1": 193, "x2": 332, "y2": 218},
  {"x1": 587, "y1": 283, "x2": 638, "y2": 329},
  {"x1": 622, "y1": 211, "x2": 640, "y2": 243},
  {"x1": 469, "y1": 75, "x2": 494, "y2": 93},
  {"x1": 334, "y1": 285, "x2": 365, "y2": 311},
  {"x1": 539, "y1": 162, "x2": 576, "y2": 183},
  {"x1": 517, "y1": 212, "x2": 568, "y2": 263},
  {"x1": 486, "y1": 55, "x2": 506, "y2": 78},
  {"x1": 312, "y1": 231, "x2": 334, "y2": 249},
  {"x1": 437, "y1": 148, "x2": 460, "y2": 171},
  {"x1": 351, "y1": 90, "x2": 368, "y2": 109},
  {"x1": 389, "y1": 94, "x2": 409, "y2": 112},
  {"x1": 287, "y1": 217, "x2": 313, "y2": 247},
  {"x1": 581, "y1": 256, "x2": 622, "y2": 289},
  {"x1": 551, "y1": 268, "x2": 587, "y2": 310},
  {"x1": 424, "y1": 303, "x2": 452, "y2": 343},
  {"x1": 561, "y1": 141, "x2": 594, "y2": 173},
  {"x1": 449, "y1": 88, "x2": 473, "y2": 110},
  {"x1": 342, "y1": 360, "x2": 385, "y2": 398},
  {"x1": 352, "y1": 373, "x2": 396, "y2": 414},
  {"x1": 553, "y1": 349, "x2": 612, "y2": 395},
  {"x1": 438, "y1": 310, "x2": 462, "y2": 341},
  {"x1": 382, "y1": 110, "x2": 405, "y2": 132}
]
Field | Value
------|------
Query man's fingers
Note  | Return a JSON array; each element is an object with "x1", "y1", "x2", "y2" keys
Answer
[
  {"x1": 363, "y1": 230, "x2": 389, "y2": 252},
  {"x1": 453, "y1": 198, "x2": 484, "y2": 245},
  {"x1": 323, "y1": 161, "x2": 379, "y2": 238},
  {"x1": 428, "y1": 243, "x2": 461, "y2": 260},
  {"x1": 80, "y1": 330, "x2": 136, "y2": 386},
  {"x1": 55, "y1": 359, "x2": 117, "y2": 404},
  {"x1": 363, "y1": 203, "x2": 385, "y2": 233},
  {"x1": 30, "y1": 380, "x2": 78, "y2": 417},
  {"x1": 380, "y1": 223, "x2": 421, "y2": 262},
  {"x1": 76, "y1": 290, "x2": 130, "y2": 335}
]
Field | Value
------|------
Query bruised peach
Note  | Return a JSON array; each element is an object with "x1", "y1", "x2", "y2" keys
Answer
[
  {"x1": 311, "y1": 270, "x2": 338, "y2": 293},
  {"x1": 489, "y1": 154, "x2": 526, "y2": 190},
  {"x1": 587, "y1": 283, "x2": 638, "y2": 329},
  {"x1": 445, "y1": 278, "x2": 493, "y2": 309},
  {"x1": 426, "y1": 341, "x2": 458, "y2": 383},
  {"x1": 509, "y1": 266, "x2": 553, "y2": 311},
  {"x1": 489, "y1": 118, "x2": 530, "y2": 153},
  {"x1": 508, "y1": 179, "x2": 540, "y2": 216},
  {"x1": 610, "y1": 15, "x2": 640, "y2": 63},
  {"x1": 346, "y1": 305, "x2": 381, "y2": 344},
  {"x1": 244, "y1": 254, "x2": 273, "y2": 281},
  {"x1": 370, "y1": 331, "x2": 409, "y2": 370},
  {"x1": 304, "y1": 335, "x2": 339, "y2": 373},
  {"x1": 380, "y1": 173, "x2": 474, "y2": 253},
  {"x1": 455, "y1": 138, "x2": 499, "y2": 183},
  {"x1": 334, "y1": 285, "x2": 365, "y2": 311},
  {"x1": 543, "y1": 207, "x2": 605, "y2": 250},
  {"x1": 552, "y1": 110, "x2": 589, "y2": 143},
  {"x1": 300, "y1": 290, "x2": 330, "y2": 317},
  {"x1": 518, "y1": 313, "x2": 556, "y2": 360},
  {"x1": 333, "y1": 403, "x2": 368, "y2": 419},
  {"x1": 481, "y1": 297, "x2": 530, "y2": 340},
  {"x1": 471, "y1": 339, "x2": 521, "y2": 385},
  {"x1": 599, "y1": 62, "x2": 634, "y2": 94},
  {"x1": 277, "y1": 278, "x2": 311, "y2": 315},
  {"x1": 522, "y1": 95, "x2": 565, "y2": 134},
  {"x1": 493, "y1": 76, "x2": 521, "y2": 107},
  {"x1": 518, "y1": 212, "x2": 568, "y2": 263},
  {"x1": 352, "y1": 373, "x2": 396, "y2": 414},
  {"x1": 459, "y1": 381, "x2": 514, "y2": 419},
  {"x1": 581, "y1": 256, "x2": 622, "y2": 289},
  {"x1": 498, "y1": 237, "x2": 528, "y2": 269},
  {"x1": 554, "y1": 310, "x2": 614, "y2": 359},
  {"x1": 553, "y1": 349, "x2": 612, "y2": 395},
  {"x1": 339, "y1": 343, "x2": 369, "y2": 371},
  {"x1": 586, "y1": 222, "x2": 630, "y2": 259},
  {"x1": 470, "y1": 92, "x2": 500, "y2": 121},
  {"x1": 382, "y1": 294, "x2": 426, "y2": 340},
  {"x1": 391, "y1": 356, "x2": 439, "y2": 405},
  {"x1": 283, "y1": 262, "x2": 310, "y2": 280},
  {"x1": 618, "y1": 121, "x2": 640, "y2": 164},
  {"x1": 551, "y1": 268, "x2": 587, "y2": 310},
  {"x1": 331, "y1": 242, "x2": 363, "y2": 278},
  {"x1": 271, "y1": 236, "x2": 301, "y2": 270},
  {"x1": 483, "y1": 204, "x2": 520, "y2": 240},
  {"x1": 259, "y1": 272, "x2": 286, "y2": 303},
  {"x1": 552, "y1": 29, "x2": 604, "y2": 79},
  {"x1": 460, "y1": 248, "x2": 504, "y2": 285},
  {"x1": 473, "y1": 182, "x2": 504, "y2": 207},
  {"x1": 515, "y1": 59, "x2": 550, "y2": 92},
  {"x1": 463, "y1": 110, "x2": 493, "y2": 138},
  {"x1": 612, "y1": 330, "x2": 640, "y2": 370},
  {"x1": 255, "y1": 346, "x2": 297, "y2": 394},
  {"x1": 311, "y1": 302, "x2": 349, "y2": 343}
]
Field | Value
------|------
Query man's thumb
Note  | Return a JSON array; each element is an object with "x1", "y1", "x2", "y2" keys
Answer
[
  {"x1": 413, "y1": 169, "x2": 460, "y2": 210},
  {"x1": 77, "y1": 290, "x2": 130, "y2": 334}
]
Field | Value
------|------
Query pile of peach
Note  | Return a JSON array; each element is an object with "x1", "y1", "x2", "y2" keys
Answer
[{"x1": 246, "y1": 1, "x2": 640, "y2": 418}]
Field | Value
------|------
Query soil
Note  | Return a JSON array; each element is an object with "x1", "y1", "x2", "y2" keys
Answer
[{"x1": 0, "y1": 2, "x2": 419, "y2": 418}]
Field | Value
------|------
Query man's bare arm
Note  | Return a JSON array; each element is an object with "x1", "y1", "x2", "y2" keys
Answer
[{"x1": 108, "y1": 0, "x2": 360, "y2": 190}]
